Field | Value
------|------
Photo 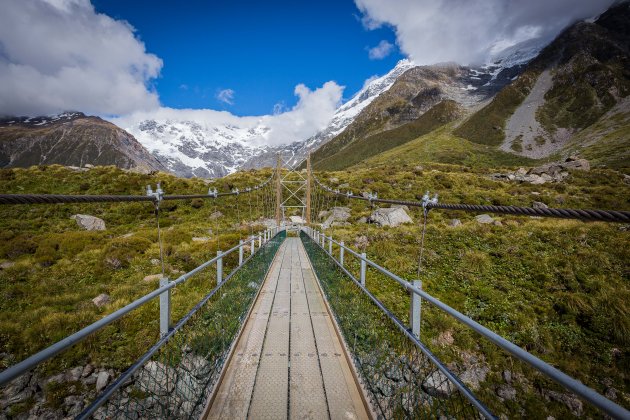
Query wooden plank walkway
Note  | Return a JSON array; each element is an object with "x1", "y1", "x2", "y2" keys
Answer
[{"x1": 205, "y1": 237, "x2": 370, "y2": 420}]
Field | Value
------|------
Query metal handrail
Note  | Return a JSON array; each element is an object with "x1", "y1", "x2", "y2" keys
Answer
[
  {"x1": 0, "y1": 226, "x2": 284, "y2": 387},
  {"x1": 305, "y1": 227, "x2": 630, "y2": 419}
]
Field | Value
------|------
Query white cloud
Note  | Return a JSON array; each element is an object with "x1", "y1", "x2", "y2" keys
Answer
[
  {"x1": 0, "y1": 0, "x2": 162, "y2": 116},
  {"x1": 216, "y1": 88, "x2": 235, "y2": 105},
  {"x1": 111, "y1": 81, "x2": 344, "y2": 147},
  {"x1": 355, "y1": 0, "x2": 616, "y2": 65},
  {"x1": 368, "y1": 40, "x2": 394, "y2": 60}
]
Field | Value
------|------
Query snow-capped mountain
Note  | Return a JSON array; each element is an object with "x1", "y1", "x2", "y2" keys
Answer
[
  {"x1": 126, "y1": 118, "x2": 271, "y2": 178},
  {"x1": 119, "y1": 59, "x2": 416, "y2": 178}
]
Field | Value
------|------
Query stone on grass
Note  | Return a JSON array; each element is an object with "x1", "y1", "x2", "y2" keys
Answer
[
  {"x1": 92, "y1": 294, "x2": 110, "y2": 307},
  {"x1": 532, "y1": 201, "x2": 548, "y2": 209},
  {"x1": 354, "y1": 235, "x2": 369, "y2": 250},
  {"x1": 143, "y1": 274, "x2": 163, "y2": 282},
  {"x1": 448, "y1": 219, "x2": 462, "y2": 227},
  {"x1": 71, "y1": 214, "x2": 106, "y2": 231},
  {"x1": 475, "y1": 214, "x2": 494, "y2": 224},
  {"x1": 192, "y1": 237, "x2": 210, "y2": 242},
  {"x1": 369, "y1": 207, "x2": 412, "y2": 227},
  {"x1": 322, "y1": 207, "x2": 350, "y2": 228},
  {"x1": 95, "y1": 371, "x2": 110, "y2": 393}
]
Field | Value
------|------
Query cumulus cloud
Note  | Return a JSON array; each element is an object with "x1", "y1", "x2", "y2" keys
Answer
[
  {"x1": 368, "y1": 40, "x2": 394, "y2": 60},
  {"x1": 0, "y1": 0, "x2": 162, "y2": 116},
  {"x1": 216, "y1": 88, "x2": 235, "y2": 105},
  {"x1": 355, "y1": 0, "x2": 616, "y2": 65},
  {"x1": 112, "y1": 81, "x2": 344, "y2": 147}
]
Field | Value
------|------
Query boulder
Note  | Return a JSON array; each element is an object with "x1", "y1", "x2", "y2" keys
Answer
[
  {"x1": 532, "y1": 201, "x2": 548, "y2": 209},
  {"x1": 563, "y1": 157, "x2": 589, "y2": 171},
  {"x1": 475, "y1": 214, "x2": 494, "y2": 224},
  {"x1": 369, "y1": 207, "x2": 412, "y2": 227},
  {"x1": 71, "y1": 214, "x2": 106, "y2": 231},
  {"x1": 322, "y1": 207, "x2": 351, "y2": 228},
  {"x1": 92, "y1": 293, "x2": 110, "y2": 307},
  {"x1": 357, "y1": 217, "x2": 368, "y2": 224},
  {"x1": 448, "y1": 219, "x2": 462, "y2": 227}
]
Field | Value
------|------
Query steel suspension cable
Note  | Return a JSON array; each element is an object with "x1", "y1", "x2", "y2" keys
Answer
[{"x1": 311, "y1": 174, "x2": 630, "y2": 223}]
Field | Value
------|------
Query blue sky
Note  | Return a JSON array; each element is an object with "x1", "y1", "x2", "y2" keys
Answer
[{"x1": 92, "y1": 0, "x2": 404, "y2": 116}]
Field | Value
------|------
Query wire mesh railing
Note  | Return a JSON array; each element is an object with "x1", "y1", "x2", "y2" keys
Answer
[
  {"x1": 300, "y1": 230, "x2": 489, "y2": 419},
  {"x1": 83, "y1": 230, "x2": 286, "y2": 419}
]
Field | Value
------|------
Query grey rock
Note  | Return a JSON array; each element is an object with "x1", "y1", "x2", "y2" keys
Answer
[
  {"x1": 459, "y1": 364, "x2": 489, "y2": 390},
  {"x1": 92, "y1": 293, "x2": 110, "y2": 307},
  {"x1": 70, "y1": 214, "x2": 106, "y2": 231},
  {"x1": 532, "y1": 201, "x2": 548, "y2": 209},
  {"x1": 95, "y1": 371, "x2": 110, "y2": 393},
  {"x1": 542, "y1": 390, "x2": 583, "y2": 417},
  {"x1": 67, "y1": 366, "x2": 83, "y2": 382},
  {"x1": 502, "y1": 370, "x2": 512, "y2": 383},
  {"x1": 82, "y1": 365, "x2": 94, "y2": 378},
  {"x1": 496, "y1": 384, "x2": 516, "y2": 400},
  {"x1": 421, "y1": 370, "x2": 454, "y2": 398},
  {"x1": 318, "y1": 210, "x2": 330, "y2": 220},
  {"x1": 369, "y1": 207, "x2": 412, "y2": 227},
  {"x1": 322, "y1": 207, "x2": 351, "y2": 228},
  {"x1": 136, "y1": 361, "x2": 177, "y2": 396},
  {"x1": 448, "y1": 219, "x2": 462, "y2": 227},
  {"x1": 475, "y1": 214, "x2": 494, "y2": 224},
  {"x1": 338, "y1": 183, "x2": 349, "y2": 189},
  {"x1": 357, "y1": 217, "x2": 368, "y2": 224}
]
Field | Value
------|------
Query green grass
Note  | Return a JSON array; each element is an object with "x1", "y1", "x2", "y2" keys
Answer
[
  {"x1": 352, "y1": 124, "x2": 537, "y2": 170},
  {"x1": 314, "y1": 100, "x2": 463, "y2": 171}
]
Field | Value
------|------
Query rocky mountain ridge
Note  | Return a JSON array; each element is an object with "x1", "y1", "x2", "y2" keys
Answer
[{"x1": 0, "y1": 112, "x2": 165, "y2": 172}]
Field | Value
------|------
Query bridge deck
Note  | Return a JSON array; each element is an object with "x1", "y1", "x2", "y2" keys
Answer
[{"x1": 205, "y1": 237, "x2": 369, "y2": 420}]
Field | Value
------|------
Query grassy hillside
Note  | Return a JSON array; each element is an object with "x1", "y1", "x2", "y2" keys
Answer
[
  {"x1": 314, "y1": 100, "x2": 463, "y2": 171},
  {"x1": 0, "y1": 165, "x2": 274, "y2": 375},
  {"x1": 353, "y1": 124, "x2": 538, "y2": 170}
]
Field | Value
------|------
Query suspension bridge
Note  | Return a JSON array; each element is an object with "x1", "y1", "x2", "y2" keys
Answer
[{"x1": 0, "y1": 155, "x2": 628, "y2": 419}]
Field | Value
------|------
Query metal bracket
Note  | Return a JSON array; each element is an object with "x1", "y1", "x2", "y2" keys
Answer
[
  {"x1": 147, "y1": 183, "x2": 164, "y2": 208},
  {"x1": 208, "y1": 188, "x2": 218, "y2": 198},
  {"x1": 421, "y1": 191, "x2": 438, "y2": 210},
  {"x1": 232, "y1": 188, "x2": 240, "y2": 195}
]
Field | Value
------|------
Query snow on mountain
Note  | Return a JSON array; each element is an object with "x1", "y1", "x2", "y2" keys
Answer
[
  {"x1": 117, "y1": 60, "x2": 415, "y2": 178},
  {"x1": 125, "y1": 117, "x2": 271, "y2": 178}
]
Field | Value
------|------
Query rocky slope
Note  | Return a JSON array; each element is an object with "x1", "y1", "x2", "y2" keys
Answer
[
  {"x1": 455, "y1": 2, "x2": 630, "y2": 161},
  {"x1": 309, "y1": 52, "x2": 536, "y2": 170},
  {"x1": 0, "y1": 112, "x2": 165, "y2": 172}
]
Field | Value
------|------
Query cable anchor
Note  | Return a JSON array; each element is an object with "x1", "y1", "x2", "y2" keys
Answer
[
  {"x1": 208, "y1": 188, "x2": 218, "y2": 198},
  {"x1": 146, "y1": 183, "x2": 164, "y2": 208}
]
